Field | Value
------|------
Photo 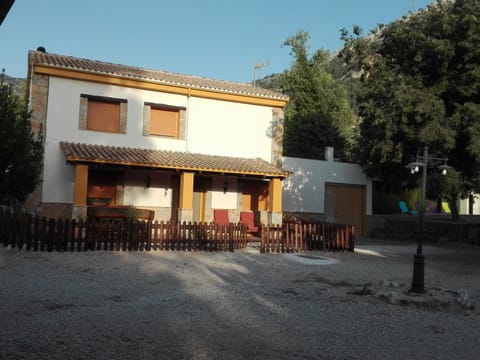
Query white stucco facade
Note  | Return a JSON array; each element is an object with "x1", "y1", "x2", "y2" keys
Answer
[
  {"x1": 282, "y1": 149, "x2": 373, "y2": 215},
  {"x1": 41, "y1": 77, "x2": 276, "y2": 204}
]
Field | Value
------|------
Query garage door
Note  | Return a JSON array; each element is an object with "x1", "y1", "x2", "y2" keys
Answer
[{"x1": 325, "y1": 183, "x2": 366, "y2": 236}]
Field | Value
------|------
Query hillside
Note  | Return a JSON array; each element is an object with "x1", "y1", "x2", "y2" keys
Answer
[{"x1": 2, "y1": 74, "x2": 25, "y2": 98}]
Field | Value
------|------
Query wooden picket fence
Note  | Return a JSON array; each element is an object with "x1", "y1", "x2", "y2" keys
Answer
[
  {"x1": 260, "y1": 222, "x2": 355, "y2": 253},
  {"x1": 0, "y1": 208, "x2": 248, "y2": 252},
  {"x1": 0, "y1": 208, "x2": 354, "y2": 253}
]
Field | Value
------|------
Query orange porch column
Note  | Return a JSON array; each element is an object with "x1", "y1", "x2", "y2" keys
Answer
[
  {"x1": 179, "y1": 172, "x2": 194, "y2": 210},
  {"x1": 73, "y1": 164, "x2": 88, "y2": 205},
  {"x1": 268, "y1": 178, "x2": 282, "y2": 212}
]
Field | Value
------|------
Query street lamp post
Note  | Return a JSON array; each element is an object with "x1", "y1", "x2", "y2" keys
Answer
[{"x1": 406, "y1": 146, "x2": 452, "y2": 294}]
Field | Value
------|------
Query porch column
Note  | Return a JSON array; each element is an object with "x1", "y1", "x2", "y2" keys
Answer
[
  {"x1": 178, "y1": 172, "x2": 194, "y2": 222},
  {"x1": 74, "y1": 164, "x2": 88, "y2": 205},
  {"x1": 268, "y1": 178, "x2": 283, "y2": 225},
  {"x1": 72, "y1": 164, "x2": 88, "y2": 220}
]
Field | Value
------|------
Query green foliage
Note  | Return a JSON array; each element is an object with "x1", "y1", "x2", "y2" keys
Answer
[
  {"x1": 281, "y1": 30, "x2": 358, "y2": 161},
  {"x1": 372, "y1": 182, "x2": 419, "y2": 214},
  {"x1": 254, "y1": 73, "x2": 283, "y2": 92},
  {"x1": 0, "y1": 71, "x2": 43, "y2": 205},
  {"x1": 340, "y1": 0, "x2": 480, "y2": 202},
  {"x1": 126, "y1": 204, "x2": 137, "y2": 222}
]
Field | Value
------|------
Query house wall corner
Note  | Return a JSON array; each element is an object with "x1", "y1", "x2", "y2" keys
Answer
[
  {"x1": 24, "y1": 72, "x2": 49, "y2": 215},
  {"x1": 271, "y1": 108, "x2": 284, "y2": 167}
]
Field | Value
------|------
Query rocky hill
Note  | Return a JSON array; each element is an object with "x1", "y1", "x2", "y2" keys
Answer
[{"x1": 2, "y1": 74, "x2": 25, "y2": 98}]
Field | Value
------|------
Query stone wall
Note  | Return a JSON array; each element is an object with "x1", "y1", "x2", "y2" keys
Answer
[
  {"x1": 24, "y1": 73, "x2": 49, "y2": 213},
  {"x1": 368, "y1": 214, "x2": 480, "y2": 244}
]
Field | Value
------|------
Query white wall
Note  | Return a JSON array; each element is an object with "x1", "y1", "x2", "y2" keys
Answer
[
  {"x1": 186, "y1": 97, "x2": 273, "y2": 159},
  {"x1": 282, "y1": 152, "x2": 372, "y2": 215},
  {"x1": 211, "y1": 176, "x2": 238, "y2": 209},
  {"x1": 459, "y1": 194, "x2": 480, "y2": 215},
  {"x1": 42, "y1": 139, "x2": 75, "y2": 203},
  {"x1": 123, "y1": 170, "x2": 172, "y2": 207},
  {"x1": 42, "y1": 77, "x2": 275, "y2": 203}
]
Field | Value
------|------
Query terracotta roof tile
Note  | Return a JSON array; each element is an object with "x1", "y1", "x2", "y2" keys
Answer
[
  {"x1": 60, "y1": 142, "x2": 290, "y2": 178},
  {"x1": 30, "y1": 50, "x2": 288, "y2": 101}
]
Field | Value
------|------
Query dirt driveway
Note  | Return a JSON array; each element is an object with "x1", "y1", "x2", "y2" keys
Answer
[{"x1": 1, "y1": 239, "x2": 479, "y2": 360}]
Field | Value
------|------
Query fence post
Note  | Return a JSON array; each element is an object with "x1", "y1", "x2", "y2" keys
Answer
[
  {"x1": 6, "y1": 210, "x2": 13, "y2": 248},
  {"x1": 24, "y1": 214, "x2": 32, "y2": 251},
  {"x1": 46, "y1": 218, "x2": 55, "y2": 252},
  {"x1": 127, "y1": 220, "x2": 134, "y2": 251},
  {"x1": 121, "y1": 220, "x2": 127, "y2": 251},
  {"x1": 349, "y1": 225, "x2": 355, "y2": 251},
  {"x1": 17, "y1": 213, "x2": 25, "y2": 250},
  {"x1": 0, "y1": 208, "x2": 4, "y2": 246},
  {"x1": 55, "y1": 218, "x2": 63, "y2": 251},
  {"x1": 69, "y1": 219, "x2": 75, "y2": 252},
  {"x1": 32, "y1": 215, "x2": 39, "y2": 251},
  {"x1": 228, "y1": 223, "x2": 233, "y2": 252},
  {"x1": 77, "y1": 219, "x2": 84, "y2": 252}
]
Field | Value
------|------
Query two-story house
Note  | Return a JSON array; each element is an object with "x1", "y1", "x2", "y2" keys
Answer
[{"x1": 26, "y1": 49, "x2": 290, "y2": 224}]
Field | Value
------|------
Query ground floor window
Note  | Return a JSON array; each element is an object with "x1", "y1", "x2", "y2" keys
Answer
[{"x1": 87, "y1": 170, "x2": 122, "y2": 206}]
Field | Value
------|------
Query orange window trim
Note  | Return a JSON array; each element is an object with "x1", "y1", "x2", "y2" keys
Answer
[
  {"x1": 87, "y1": 99, "x2": 120, "y2": 133},
  {"x1": 150, "y1": 107, "x2": 179, "y2": 138}
]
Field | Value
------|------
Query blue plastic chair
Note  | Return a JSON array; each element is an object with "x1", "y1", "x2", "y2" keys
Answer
[{"x1": 399, "y1": 201, "x2": 417, "y2": 215}]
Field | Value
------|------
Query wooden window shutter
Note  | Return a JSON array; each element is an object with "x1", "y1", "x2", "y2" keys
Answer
[
  {"x1": 150, "y1": 107, "x2": 179, "y2": 137},
  {"x1": 87, "y1": 100, "x2": 120, "y2": 133}
]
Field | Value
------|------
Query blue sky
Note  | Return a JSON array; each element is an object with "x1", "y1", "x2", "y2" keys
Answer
[{"x1": 1, "y1": 0, "x2": 435, "y2": 83}]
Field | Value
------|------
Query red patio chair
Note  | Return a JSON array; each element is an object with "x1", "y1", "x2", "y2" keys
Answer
[
  {"x1": 213, "y1": 209, "x2": 230, "y2": 225},
  {"x1": 240, "y1": 211, "x2": 258, "y2": 233}
]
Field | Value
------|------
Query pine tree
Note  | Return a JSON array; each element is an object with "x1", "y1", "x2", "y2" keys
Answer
[
  {"x1": 282, "y1": 30, "x2": 358, "y2": 161},
  {"x1": 0, "y1": 70, "x2": 43, "y2": 206}
]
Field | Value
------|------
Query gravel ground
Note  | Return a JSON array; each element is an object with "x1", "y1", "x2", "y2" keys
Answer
[{"x1": 1, "y1": 238, "x2": 479, "y2": 360}]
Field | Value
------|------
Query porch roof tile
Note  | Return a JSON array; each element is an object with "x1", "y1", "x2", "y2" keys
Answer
[{"x1": 60, "y1": 142, "x2": 291, "y2": 178}]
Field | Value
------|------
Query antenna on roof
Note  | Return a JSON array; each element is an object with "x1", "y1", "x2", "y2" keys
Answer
[{"x1": 252, "y1": 60, "x2": 270, "y2": 87}]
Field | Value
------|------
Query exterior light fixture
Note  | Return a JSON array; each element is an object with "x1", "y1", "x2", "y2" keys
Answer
[
  {"x1": 438, "y1": 163, "x2": 453, "y2": 176},
  {"x1": 406, "y1": 146, "x2": 453, "y2": 294},
  {"x1": 405, "y1": 161, "x2": 424, "y2": 174}
]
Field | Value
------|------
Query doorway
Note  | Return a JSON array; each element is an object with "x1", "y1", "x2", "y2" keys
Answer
[{"x1": 324, "y1": 183, "x2": 367, "y2": 236}]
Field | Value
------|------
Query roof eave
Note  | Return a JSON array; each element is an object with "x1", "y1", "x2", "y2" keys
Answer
[
  {"x1": 65, "y1": 156, "x2": 290, "y2": 179},
  {"x1": 32, "y1": 62, "x2": 289, "y2": 108}
]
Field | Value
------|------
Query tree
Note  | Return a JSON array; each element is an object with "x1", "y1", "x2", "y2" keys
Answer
[
  {"x1": 0, "y1": 71, "x2": 43, "y2": 206},
  {"x1": 281, "y1": 30, "x2": 358, "y2": 161},
  {"x1": 340, "y1": 0, "x2": 480, "y2": 215}
]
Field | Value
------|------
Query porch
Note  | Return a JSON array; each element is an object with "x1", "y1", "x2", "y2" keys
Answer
[{"x1": 61, "y1": 142, "x2": 289, "y2": 225}]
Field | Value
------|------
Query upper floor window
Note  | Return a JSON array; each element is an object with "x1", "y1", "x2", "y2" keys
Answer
[
  {"x1": 143, "y1": 103, "x2": 186, "y2": 139},
  {"x1": 79, "y1": 95, "x2": 127, "y2": 134}
]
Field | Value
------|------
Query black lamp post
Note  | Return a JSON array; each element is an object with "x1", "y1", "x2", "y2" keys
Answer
[{"x1": 406, "y1": 146, "x2": 452, "y2": 294}]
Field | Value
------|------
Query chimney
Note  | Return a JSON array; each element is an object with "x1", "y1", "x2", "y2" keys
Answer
[{"x1": 325, "y1": 147, "x2": 334, "y2": 162}]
